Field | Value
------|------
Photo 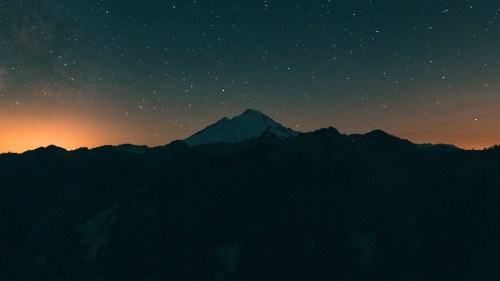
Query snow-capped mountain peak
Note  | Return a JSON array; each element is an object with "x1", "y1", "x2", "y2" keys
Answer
[{"x1": 183, "y1": 109, "x2": 298, "y2": 146}]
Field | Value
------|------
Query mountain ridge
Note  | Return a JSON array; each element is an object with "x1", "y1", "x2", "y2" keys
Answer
[
  {"x1": 0, "y1": 116, "x2": 498, "y2": 280},
  {"x1": 182, "y1": 109, "x2": 299, "y2": 146}
]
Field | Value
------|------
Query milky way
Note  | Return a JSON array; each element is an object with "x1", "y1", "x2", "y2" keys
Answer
[{"x1": 1, "y1": 0, "x2": 499, "y2": 152}]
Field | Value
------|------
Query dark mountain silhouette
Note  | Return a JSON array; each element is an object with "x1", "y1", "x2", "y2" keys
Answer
[
  {"x1": 0, "y1": 112, "x2": 499, "y2": 280},
  {"x1": 347, "y1": 129, "x2": 420, "y2": 158},
  {"x1": 416, "y1": 143, "x2": 462, "y2": 154}
]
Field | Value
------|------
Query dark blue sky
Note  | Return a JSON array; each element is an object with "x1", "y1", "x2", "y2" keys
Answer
[{"x1": 1, "y1": 0, "x2": 499, "y2": 152}]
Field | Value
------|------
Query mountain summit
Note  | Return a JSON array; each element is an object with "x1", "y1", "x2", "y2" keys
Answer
[{"x1": 183, "y1": 109, "x2": 299, "y2": 146}]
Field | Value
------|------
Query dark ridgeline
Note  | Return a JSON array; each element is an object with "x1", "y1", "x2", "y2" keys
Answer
[{"x1": 0, "y1": 121, "x2": 499, "y2": 280}]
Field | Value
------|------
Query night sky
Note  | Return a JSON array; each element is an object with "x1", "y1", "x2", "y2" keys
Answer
[{"x1": 1, "y1": 0, "x2": 499, "y2": 153}]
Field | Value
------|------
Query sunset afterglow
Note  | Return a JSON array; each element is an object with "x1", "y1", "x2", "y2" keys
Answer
[{"x1": 1, "y1": 0, "x2": 499, "y2": 153}]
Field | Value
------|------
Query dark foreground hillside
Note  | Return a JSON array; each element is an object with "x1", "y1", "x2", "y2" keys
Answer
[{"x1": 0, "y1": 128, "x2": 499, "y2": 280}]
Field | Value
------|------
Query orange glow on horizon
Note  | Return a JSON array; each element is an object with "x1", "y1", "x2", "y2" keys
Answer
[
  {"x1": 0, "y1": 117, "x2": 182, "y2": 154},
  {"x1": 1, "y1": 101, "x2": 499, "y2": 154},
  {"x1": 1, "y1": 121, "x2": 496, "y2": 154},
  {"x1": 1, "y1": 120, "x2": 92, "y2": 153}
]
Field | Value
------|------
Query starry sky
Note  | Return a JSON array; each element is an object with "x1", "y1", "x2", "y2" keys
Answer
[{"x1": 1, "y1": 0, "x2": 499, "y2": 153}]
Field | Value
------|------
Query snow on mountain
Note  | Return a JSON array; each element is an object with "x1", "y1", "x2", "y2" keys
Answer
[{"x1": 183, "y1": 109, "x2": 299, "y2": 146}]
